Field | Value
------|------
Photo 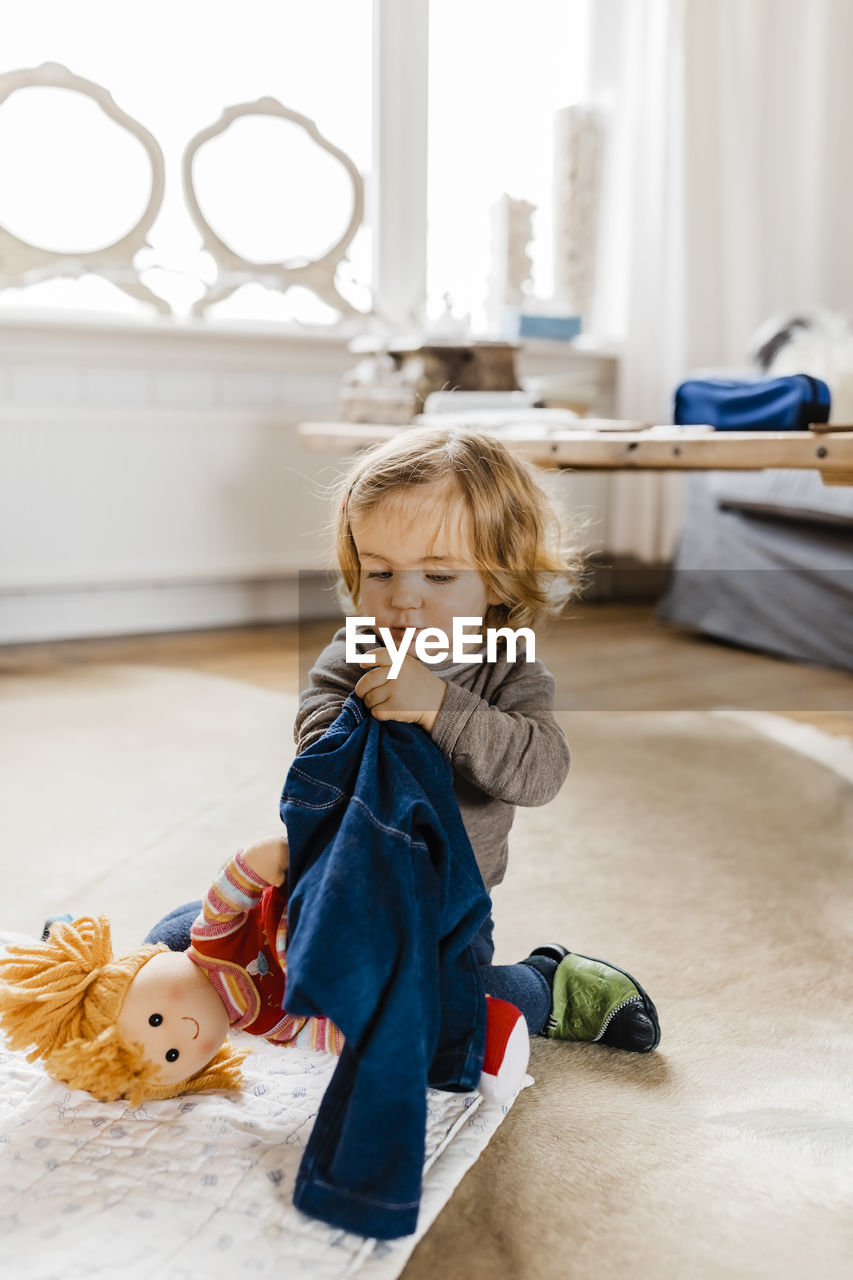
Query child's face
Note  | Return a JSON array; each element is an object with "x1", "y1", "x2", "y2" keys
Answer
[
  {"x1": 117, "y1": 949, "x2": 230, "y2": 1087},
  {"x1": 351, "y1": 485, "x2": 501, "y2": 646}
]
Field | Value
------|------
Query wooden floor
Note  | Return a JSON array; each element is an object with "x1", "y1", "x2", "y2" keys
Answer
[{"x1": 2, "y1": 604, "x2": 851, "y2": 737}]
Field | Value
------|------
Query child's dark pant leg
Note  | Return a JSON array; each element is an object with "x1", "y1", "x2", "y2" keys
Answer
[
  {"x1": 143, "y1": 901, "x2": 200, "y2": 949},
  {"x1": 472, "y1": 916, "x2": 550, "y2": 1035}
]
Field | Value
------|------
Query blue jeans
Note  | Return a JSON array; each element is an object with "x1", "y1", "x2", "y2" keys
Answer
[
  {"x1": 144, "y1": 696, "x2": 550, "y2": 1237},
  {"x1": 279, "y1": 693, "x2": 489, "y2": 1238},
  {"x1": 473, "y1": 915, "x2": 551, "y2": 1034}
]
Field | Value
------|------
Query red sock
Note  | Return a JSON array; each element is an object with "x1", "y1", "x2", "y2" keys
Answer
[{"x1": 479, "y1": 996, "x2": 529, "y2": 1105}]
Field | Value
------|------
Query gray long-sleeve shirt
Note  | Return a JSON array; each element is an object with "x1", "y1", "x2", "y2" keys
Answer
[{"x1": 294, "y1": 626, "x2": 570, "y2": 892}]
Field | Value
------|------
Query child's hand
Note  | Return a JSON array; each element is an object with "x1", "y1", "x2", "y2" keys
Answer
[
  {"x1": 240, "y1": 835, "x2": 289, "y2": 887},
  {"x1": 355, "y1": 649, "x2": 447, "y2": 732}
]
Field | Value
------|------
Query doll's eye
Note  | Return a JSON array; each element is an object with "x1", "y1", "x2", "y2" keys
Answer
[
  {"x1": 148, "y1": 1014, "x2": 163, "y2": 1027},
  {"x1": 165, "y1": 1048, "x2": 179, "y2": 1063}
]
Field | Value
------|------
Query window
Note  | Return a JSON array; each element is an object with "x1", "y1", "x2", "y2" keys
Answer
[
  {"x1": 0, "y1": 0, "x2": 373, "y2": 321},
  {"x1": 0, "y1": 1, "x2": 591, "y2": 331},
  {"x1": 426, "y1": 0, "x2": 590, "y2": 331}
]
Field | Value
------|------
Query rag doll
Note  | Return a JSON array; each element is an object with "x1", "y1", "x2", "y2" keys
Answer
[{"x1": 0, "y1": 834, "x2": 527, "y2": 1106}]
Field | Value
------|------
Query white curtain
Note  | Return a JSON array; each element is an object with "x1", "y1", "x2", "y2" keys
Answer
[{"x1": 584, "y1": 0, "x2": 853, "y2": 560}]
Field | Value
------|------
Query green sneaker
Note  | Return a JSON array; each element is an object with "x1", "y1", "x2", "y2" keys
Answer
[{"x1": 531, "y1": 947, "x2": 660, "y2": 1053}]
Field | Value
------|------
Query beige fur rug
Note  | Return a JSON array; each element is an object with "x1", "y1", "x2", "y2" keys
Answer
[{"x1": 1, "y1": 664, "x2": 851, "y2": 1279}]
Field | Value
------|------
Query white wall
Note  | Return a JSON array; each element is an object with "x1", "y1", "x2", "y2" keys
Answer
[
  {"x1": 0, "y1": 318, "x2": 353, "y2": 642},
  {"x1": 0, "y1": 318, "x2": 619, "y2": 643}
]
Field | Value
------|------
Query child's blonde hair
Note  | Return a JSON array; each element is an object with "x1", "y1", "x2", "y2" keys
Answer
[
  {"x1": 332, "y1": 426, "x2": 584, "y2": 630},
  {"x1": 0, "y1": 917, "x2": 247, "y2": 1107}
]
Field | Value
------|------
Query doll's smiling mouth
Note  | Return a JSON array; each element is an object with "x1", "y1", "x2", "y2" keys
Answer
[{"x1": 182, "y1": 1016, "x2": 200, "y2": 1039}]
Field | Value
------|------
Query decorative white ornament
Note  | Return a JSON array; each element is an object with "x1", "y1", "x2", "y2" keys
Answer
[
  {"x1": 0, "y1": 62, "x2": 168, "y2": 314},
  {"x1": 552, "y1": 104, "x2": 605, "y2": 317},
  {"x1": 182, "y1": 98, "x2": 366, "y2": 319},
  {"x1": 485, "y1": 193, "x2": 536, "y2": 333}
]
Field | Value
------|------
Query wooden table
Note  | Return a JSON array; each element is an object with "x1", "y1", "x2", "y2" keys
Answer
[{"x1": 298, "y1": 421, "x2": 853, "y2": 485}]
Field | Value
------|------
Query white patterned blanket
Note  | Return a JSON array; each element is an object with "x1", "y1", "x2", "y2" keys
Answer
[{"x1": 0, "y1": 936, "x2": 530, "y2": 1280}]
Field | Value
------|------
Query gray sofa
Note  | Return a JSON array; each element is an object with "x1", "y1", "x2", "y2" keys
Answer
[{"x1": 658, "y1": 467, "x2": 853, "y2": 672}]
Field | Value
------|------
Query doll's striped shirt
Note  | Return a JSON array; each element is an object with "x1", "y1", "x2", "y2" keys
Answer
[{"x1": 187, "y1": 849, "x2": 344, "y2": 1055}]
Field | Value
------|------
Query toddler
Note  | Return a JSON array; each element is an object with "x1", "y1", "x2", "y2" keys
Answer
[{"x1": 298, "y1": 425, "x2": 660, "y2": 1052}]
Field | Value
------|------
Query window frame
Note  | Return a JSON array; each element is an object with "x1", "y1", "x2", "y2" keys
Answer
[{"x1": 371, "y1": 0, "x2": 429, "y2": 329}]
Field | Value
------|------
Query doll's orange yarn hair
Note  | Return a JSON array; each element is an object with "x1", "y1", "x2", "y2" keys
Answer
[{"x1": 0, "y1": 916, "x2": 247, "y2": 1107}]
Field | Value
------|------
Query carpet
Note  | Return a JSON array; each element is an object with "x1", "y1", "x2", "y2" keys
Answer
[{"x1": 1, "y1": 663, "x2": 851, "y2": 1279}]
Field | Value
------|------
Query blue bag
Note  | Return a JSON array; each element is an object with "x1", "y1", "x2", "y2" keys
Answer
[{"x1": 673, "y1": 374, "x2": 831, "y2": 430}]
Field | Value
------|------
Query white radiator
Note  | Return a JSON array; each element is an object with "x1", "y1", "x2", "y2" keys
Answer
[
  {"x1": 0, "y1": 403, "x2": 674, "y2": 644},
  {"x1": 0, "y1": 405, "x2": 338, "y2": 642}
]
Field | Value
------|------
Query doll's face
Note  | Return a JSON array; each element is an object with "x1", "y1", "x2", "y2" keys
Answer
[{"x1": 117, "y1": 950, "x2": 231, "y2": 1086}]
